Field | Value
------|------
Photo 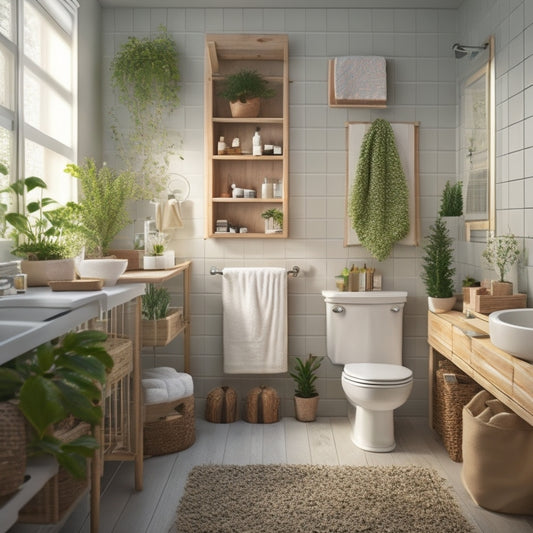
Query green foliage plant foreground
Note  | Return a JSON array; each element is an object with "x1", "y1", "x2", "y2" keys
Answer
[
  {"x1": 0, "y1": 330, "x2": 113, "y2": 479},
  {"x1": 421, "y1": 217, "x2": 456, "y2": 298},
  {"x1": 290, "y1": 354, "x2": 323, "y2": 398},
  {"x1": 110, "y1": 27, "x2": 181, "y2": 197}
]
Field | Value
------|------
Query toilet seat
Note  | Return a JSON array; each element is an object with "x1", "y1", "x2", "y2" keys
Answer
[{"x1": 343, "y1": 363, "x2": 413, "y2": 386}]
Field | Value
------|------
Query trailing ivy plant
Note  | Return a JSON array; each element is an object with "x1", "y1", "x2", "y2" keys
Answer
[
  {"x1": 110, "y1": 26, "x2": 181, "y2": 197},
  {"x1": 439, "y1": 180, "x2": 463, "y2": 217},
  {"x1": 421, "y1": 217, "x2": 456, "y2": 298}
]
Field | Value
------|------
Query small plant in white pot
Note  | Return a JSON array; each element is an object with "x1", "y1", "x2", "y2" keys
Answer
[
  {"x1": 482, "y1": 233, "x2": 521, "y2": 296},
  {"x1": 290, "y1": 354, "x2": 323, "y2": 422},
  {"x1": 143, "y1": 233, "x2": 174, "y2": 270},
  {"x1": 261, "y1": 208, "x2": 283, "y2": 234},
  {"x1": 421, "y1": 217, "x2": 456, "y2": 313}
]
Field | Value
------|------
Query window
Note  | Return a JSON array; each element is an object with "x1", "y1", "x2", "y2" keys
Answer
[{"x1": 0, "y1": 0, "x2": 78, "y2": 208}]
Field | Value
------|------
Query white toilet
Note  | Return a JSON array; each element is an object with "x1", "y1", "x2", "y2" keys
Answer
[{"x1": 322, "y1": 290, "x2": 413, "y2": 452}]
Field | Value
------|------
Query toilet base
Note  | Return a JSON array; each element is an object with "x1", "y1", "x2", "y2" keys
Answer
[{"x1": 351, "y1": 406, "x2": 396, "y2": 452}]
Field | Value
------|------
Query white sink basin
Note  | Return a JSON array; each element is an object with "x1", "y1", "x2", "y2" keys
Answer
[
  {"x1": 0, "y1": 321, "x2": 43, "y2": 342},
  {"x1": 0, "y1": 307, "x2": 70, "y2": 322},
  {"x1": 489, "y1": 309, "x2": 533, "y2": 363}
]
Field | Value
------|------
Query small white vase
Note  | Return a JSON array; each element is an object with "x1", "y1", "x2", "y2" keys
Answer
[{"x1": 428, "y1": 296, "x2": 456, "y2": 314}]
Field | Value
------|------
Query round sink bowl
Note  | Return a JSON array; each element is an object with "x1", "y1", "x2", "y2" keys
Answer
[
  {"x1": 489, "y1": 309, "x2": 533, "y2": 363},
  {"x1": 76, "y1": 259, "x2": 127, "y2": 286}
]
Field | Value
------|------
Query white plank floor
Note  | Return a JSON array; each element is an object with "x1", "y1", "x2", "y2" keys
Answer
[{"x1": 10, "y1": 417, "x2": 533, "y2": 533}]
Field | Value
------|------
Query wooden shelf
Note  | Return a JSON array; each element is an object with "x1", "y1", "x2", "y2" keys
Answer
[{"x1": 205, "y1": 34, "x2": 289, "y2": 239}]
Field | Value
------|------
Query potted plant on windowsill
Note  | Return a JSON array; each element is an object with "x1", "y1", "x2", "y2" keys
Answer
[
  {"x1": 439, "y1": 180, "x2": 464, "y2": 241},
  {"x1": 421, "y1": 217, "x2": 456, "y2": 313},
  {"x1": 0, "y1": 330, "x2": 113, "y2": 480},
  {"x1": 219, "y1": 69, "x2": 275, "y2": 118},
  {"x1": 482, "y1": 233, "x2": 521, "y2": 296},
  {"x1": 261, "y1": 208, "x2": 283, "y2": 234},
  {"x1": 141, "y1": 283, "x2": 183, "y2": 347},
  {"x1": 0, "y1": 176, "x2": 83, "y2": 286},
  {"x1": 290, "y1": 354, "x2": 323, "y2": 422}
]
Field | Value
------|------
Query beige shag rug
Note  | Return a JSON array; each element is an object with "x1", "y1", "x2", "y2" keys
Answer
[{"x1": 175, "y1": 464, "x2": 475, "y2": 533}]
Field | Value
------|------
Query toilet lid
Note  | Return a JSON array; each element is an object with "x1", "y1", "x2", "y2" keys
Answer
[{"x1": 343, "y1": 363, "x2": 413, "y2": 385}]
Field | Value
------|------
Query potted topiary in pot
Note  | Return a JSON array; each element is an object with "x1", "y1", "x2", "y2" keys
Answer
[
  {"x1": 290, "y1": 354, "x2": 323, "y2": 422},
  {"x1": 482, "y1": 233, "x2": 521, "y2": 296},
  {"x1": 219, "y1": 69, "x2": 275, "y2": 118},
  {"x1": 421, "y1": 217, "x2": 456, "y2": 313}
]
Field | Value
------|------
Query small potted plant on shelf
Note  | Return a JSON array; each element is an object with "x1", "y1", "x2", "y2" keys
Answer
[
  {"x1": 0, "y1": 176, "x2": 83, "y2": 286},
  {"x1": 261, "y1": 208, "x2": 283, "y2": 234},
  {"x1": 0, "y1": 330, "x2": 113, "y2": 480},
  {"x1": 219, "y1": 68, "x2": 275, "y2": 118},
  {"x1": 482, "y1": 233, "x2": 521, "y2": 296},
  {"x1": 143, "y1": 233, "x2": 175, "y2": 270},
  {"x1": 439, "y1": 180, "x2": 463, "y2": 217},
  {"x1": 141, "y1": 283, "x2": 183, "y2": 347},
  {"x1": 290, "y1": 354, "x2": 323, "y2": 422},
  {"x1": 421, "y1": 217, "x2": 456, "y2": 313}
]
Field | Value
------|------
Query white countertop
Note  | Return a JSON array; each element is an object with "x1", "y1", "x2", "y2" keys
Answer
[{"x1": 0, "y1": 283, "x2": 145, "y2": 365}]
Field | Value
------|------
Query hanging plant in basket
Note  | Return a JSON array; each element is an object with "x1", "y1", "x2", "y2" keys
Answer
[{"x1": 141, "y1": 283, "x2": 183, "y2": 346}]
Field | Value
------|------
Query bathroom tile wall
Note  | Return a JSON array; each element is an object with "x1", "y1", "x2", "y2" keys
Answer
[
  {"x1": 102, "y1": 6, "x2": 458, "y2": 418},
  {"x1": 456, "y1": 1, "x2": 533, "y2": 297}
]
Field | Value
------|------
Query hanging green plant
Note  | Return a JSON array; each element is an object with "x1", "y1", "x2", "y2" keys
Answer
[{"x1": 110, "y1": 26, "x2": 181, "y2": 197}]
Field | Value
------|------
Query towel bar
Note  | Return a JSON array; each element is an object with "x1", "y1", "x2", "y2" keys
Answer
[{"x1": 210, "y1": 266, "x2": 300, "y2": 277}]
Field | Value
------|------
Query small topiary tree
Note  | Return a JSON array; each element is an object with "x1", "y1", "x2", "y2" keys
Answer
[{"x1": 439, "y1": 180, "x2": 463, "y2": 217}]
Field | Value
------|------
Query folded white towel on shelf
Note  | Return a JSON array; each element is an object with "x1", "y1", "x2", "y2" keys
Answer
[
  {"x1": 222, "y1": 267, "x2": 288, "y2": 374},
  {"x1": 142, "y1": 367, "x2": 193, "y2": 405},
  {"x1": 334, "y1": 56, "x2": 387, "y2": 104}
]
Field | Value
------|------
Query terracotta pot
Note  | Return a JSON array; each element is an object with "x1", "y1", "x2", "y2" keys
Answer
[
  {"x1": 491, "y1": 280, "x2": 513, "y2": 296},
  {"x1": 294, "y1": 395, "x2": 319, "y2": 422},
  {"x1": 229, "y1": 97, "x2": 260, "y2": 118},
  {"x1": 428, "y1": 296, "x2": 456, "y2": 314},
  {"x1": 21, "y1": 258, "x2": 76, "y2": 287}
]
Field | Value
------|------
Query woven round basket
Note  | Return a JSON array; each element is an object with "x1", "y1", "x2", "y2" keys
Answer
[
  {"x1": 205, "y1": 386, "x2": 238, "y2": 423},
  {"x1": 143, "y1": 395, "x2": 195, "y2": 456},
  {"x1": 435, "y1": 361, "x2": 482, "y2": 462},
  {"x1": 245, "y1": 386, "x2": 280, "y2": 424},
  {"x1": 104, "y1": 337, "x2": 133, "y2": 387},
  {"x1": 0, "y1": 401, "x2": 27, "y2": 498}
]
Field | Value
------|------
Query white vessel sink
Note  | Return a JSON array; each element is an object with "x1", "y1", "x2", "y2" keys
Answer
[{"x1": 489, "y1": 309, "x2": 533, "y2": 363}]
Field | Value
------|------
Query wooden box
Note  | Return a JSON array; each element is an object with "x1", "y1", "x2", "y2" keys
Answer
[
  {"x1": 142, "y1": 307, "x2": 183, "y2": 347},
  {"x1": 108, "y1": 249, "x2": 145, "y2": 271}
]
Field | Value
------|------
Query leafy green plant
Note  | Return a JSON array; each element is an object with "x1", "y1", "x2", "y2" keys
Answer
[
  {"x1": 110, "y1": 26, "x2": 181, "y2": 196},
  {"x1": 482, "y1": 233, "x2": 521, "y2": 282},
  {"x1": 421, "y1": 217, "x2": 456, "y2": 298},
  {"x1": 142, "y1": 283, "x2": 171, "y2": 320},
  {"x1": 462, "y1": 276, "x2": 480, "y2": 287},
  {"x1": 146, "y1": 233, "x2": 167, "y2": 256},
  {"x1": 261, "y1": 208, "x2": 283, "y2": 229},
  {"x1": 290, "y1": 354, "x2": 323, "y2": 398},
  {"x1": 65, "y1": 159, "x2": 138, "y2": 257},
  {"x1": 1, "y1": 177, "x2": 81, "y2": 260},
  {"x1": 439, "y1": 180, "x2": 463, "y2": 217},
  {"x1": 0, "y1": 330, "x2": 113, "y2": 479},
  {"x1": 219, "y1": 69, "x2": 275, "y2": 103}
]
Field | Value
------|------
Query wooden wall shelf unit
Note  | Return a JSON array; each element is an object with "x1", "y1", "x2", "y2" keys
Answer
[{"x1": 205, "y1": 34, "x2": 289, "y2": 238}]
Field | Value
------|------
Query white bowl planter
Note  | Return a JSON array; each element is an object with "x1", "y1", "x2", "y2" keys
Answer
[
  {"x1": 143, "y1": 251, "x2": 175, "y2": 270},
  {"x1": 428, "y1": 296, "x2": 456, "y2": 314},
  {"x1": 76, "y1": 258, "x2": 128, "y2": 286}
]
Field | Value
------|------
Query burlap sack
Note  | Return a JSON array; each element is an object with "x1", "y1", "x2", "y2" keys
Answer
[{"x1": 462, "y1": 390, "x2": 533, "y2": 514}]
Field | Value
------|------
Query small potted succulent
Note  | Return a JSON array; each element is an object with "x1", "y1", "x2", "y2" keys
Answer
[
  {"x1": 482, "y1": 233, "x2": 521, "y2": 295},
  {"x1": 143, "y1": 233, "x2": 175, "y2": 270},
  {"x1": 290, "y1": 354, "x2": 323, "y2": 422},
  {"x1": 219, "y1": 69, "x2": 275, "y2": 118},
  {"x1": 261, "y1": 208, "x2": 283, "y2": 234}
]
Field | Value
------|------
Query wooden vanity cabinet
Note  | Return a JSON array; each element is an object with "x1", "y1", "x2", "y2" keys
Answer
[
  {"x1": 428, "y1": 310, "x2": 533, "y2": 427},
  {"x1": 205, "y1": 34, "x2": 289, "y2": 238}
]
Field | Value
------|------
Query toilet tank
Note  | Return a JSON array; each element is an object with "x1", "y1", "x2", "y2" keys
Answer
[{"x1": 322, "y1": 290, "x2": 407, "y2": 365}]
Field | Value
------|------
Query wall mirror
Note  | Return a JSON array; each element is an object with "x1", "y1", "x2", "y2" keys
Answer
[{"x1": 460, "y1": 36, "x2": 495, "y2": 242}]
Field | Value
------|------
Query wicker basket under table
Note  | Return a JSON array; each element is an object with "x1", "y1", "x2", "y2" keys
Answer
[
  {"x1": 434, "y1": 360, "x2": 482, "y2": 462},
  {"x1": 18, "y1": 422, "x2": 91, "y2": 524},
  {"x1": 143, "y1": 395, "x2": 195, "y2": 456}
]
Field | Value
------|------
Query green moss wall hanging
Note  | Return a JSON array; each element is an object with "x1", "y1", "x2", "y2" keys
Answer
[{"x1": 348, "y1": 118, "x2": 410, "y2": 261}]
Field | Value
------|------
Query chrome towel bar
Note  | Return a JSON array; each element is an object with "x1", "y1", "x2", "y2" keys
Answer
[{"x1": 210, "y1": 266, "x2": 300, "y2": 278}]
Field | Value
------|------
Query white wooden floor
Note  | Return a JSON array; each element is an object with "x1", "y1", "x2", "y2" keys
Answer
[{"x1": 11, "y1": 417, "x2": 533, "y2": 533}]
